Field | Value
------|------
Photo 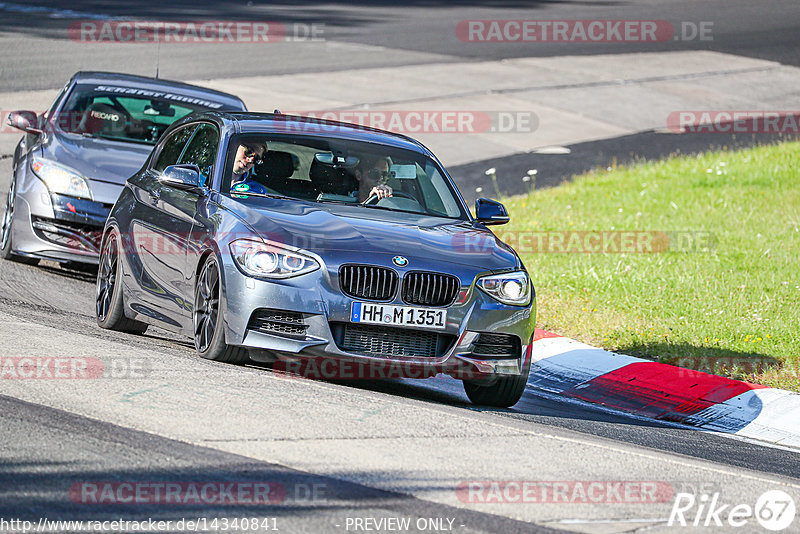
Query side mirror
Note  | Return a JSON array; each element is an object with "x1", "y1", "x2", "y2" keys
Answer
[
  {"x1": 160, "y1": 164, "x2": 203, "y2": 191},
  {"x1": 475, "y1": 198, "x2": 510, "y2": 225},
  {"x1": 7, "y1": 110, "x2": 42, "y2": 135}
]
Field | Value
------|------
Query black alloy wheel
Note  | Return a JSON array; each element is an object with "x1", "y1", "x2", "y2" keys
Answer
[
  {"x1": 193, "y1": 256, "x2": 249, "y2": 364},
  {"x1": 95, "y1": 233, "x2": 118, "y2": 323},
  {"x1": 95, "y1": 230, "x2": 148, "y2": 334},
  {"x1": 194, "y1": 258, "x2": 220, "y2": 354}
]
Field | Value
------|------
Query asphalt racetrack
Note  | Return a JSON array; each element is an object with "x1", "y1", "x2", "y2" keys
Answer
[{"x1": 1, "y1": 2, "x2": 799, "y2": 532}]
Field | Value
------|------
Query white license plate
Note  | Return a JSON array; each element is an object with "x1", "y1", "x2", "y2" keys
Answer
[{"x1": 350, "y1": 302, "x2": 447, "y2": 330}]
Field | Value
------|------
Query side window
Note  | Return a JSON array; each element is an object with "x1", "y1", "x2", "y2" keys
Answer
[
  {"x1": 153, "y1": 125, "x2": 197, "y2": 172},
  {"x1": 178, "y1": 124, "x2": 220, "y2": 184}
]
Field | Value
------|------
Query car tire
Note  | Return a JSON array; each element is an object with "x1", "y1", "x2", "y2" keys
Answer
[
  {"x1": 193, "y1": 256, "x2": 250, "y2": 365},
  {"x1": 462, "y1": 356, "x2": 531, "y2": 408},
  {"x1": 1, "y1": 178, "x2": 39, "y2": 265},
  {"x1": 96, "y1": 229, "x2": 149, "y2": 334}
]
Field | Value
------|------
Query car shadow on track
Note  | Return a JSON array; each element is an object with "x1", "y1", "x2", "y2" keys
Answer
[
  {"x1": 0, "y1": 394, "x2": 553, "y2": 534},
  {"x1": 243, "y1": 359, "x2": 681, "y2": 430},
  {"x1": 36, "y1": 261, "x2": 98, "y2": 283},
  {"x1": 245, "y1": 359, "x2": 472, "y2": 406}
]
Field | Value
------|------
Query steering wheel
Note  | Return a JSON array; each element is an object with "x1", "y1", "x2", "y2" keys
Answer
[{"x1": 363, "y1": 191, "x2": 418, "y2": 205}]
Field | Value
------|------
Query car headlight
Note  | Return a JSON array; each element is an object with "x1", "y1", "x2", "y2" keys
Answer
[
  {"x1": 477, "y1": 271, "x2": 531, "y2": 306},
  {"x1": 30, "y1": 157, "x2": 92, "y2": 200},
  {"x1": 229, "y1": 239, "x2": 319, "y2": 279}
]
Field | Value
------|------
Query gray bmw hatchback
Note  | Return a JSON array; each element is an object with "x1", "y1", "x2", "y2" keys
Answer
[
  {"x1": 96, "y1": 112, "x2": 536, "y2": 407},
  {"x1": 2, "y1": 71, "x2": 246, "y2": 265}
]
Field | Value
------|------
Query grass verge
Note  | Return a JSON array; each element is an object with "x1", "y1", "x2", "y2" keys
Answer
[{"x1": 498, "y1": 141, "x2": 800, "y2": 391}]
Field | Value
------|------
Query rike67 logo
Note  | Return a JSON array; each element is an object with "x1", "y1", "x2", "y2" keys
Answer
[{"x1": 669, "y1": 490, "x2": 796, "y2": 531}]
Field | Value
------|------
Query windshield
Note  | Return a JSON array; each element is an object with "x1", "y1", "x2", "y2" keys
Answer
[
  {"x1": 224, "y1": 134, "x2": 468, "y2": 220},
  {"x1": 55, "y1": 83, "x2": 224, "y2": 145}
]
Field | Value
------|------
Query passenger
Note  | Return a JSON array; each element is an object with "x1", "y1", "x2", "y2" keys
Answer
[
  {"x1": 231, "y1": 142, "x2": 267, "y2": 184},
  {"x1": 354, "y1": 155, "x2": 393, "y2": 203}
]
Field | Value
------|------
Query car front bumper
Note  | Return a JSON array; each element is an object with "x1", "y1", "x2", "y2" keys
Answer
[
  {"x1": 221, "y1": 259, "x2": 536, "y2": 381},
  {"x1": 13, "y1": 171, "x2": 113, "y2": 264}
]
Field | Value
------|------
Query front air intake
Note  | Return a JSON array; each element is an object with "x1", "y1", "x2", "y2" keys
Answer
[
  {"x1": 339, "y1": 264, "x2": 398, "y2": 301},
  {"x1": 401, "y1": 271, "x2": 460, "y2": 307},
  {"x1": 247, "y1": 309, "x2": 308, "y2": 338},
  {"x1": 471, "y1": 332, "x2": 521, "y2": 359}
]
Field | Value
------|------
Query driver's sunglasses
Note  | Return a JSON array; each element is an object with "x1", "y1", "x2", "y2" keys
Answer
[
  {"x1": 368, "y1": 168, "x2": 390, "y2": 182},
  {"x1": 243, "y1": 148, "x2": 263, "y2": 164}
]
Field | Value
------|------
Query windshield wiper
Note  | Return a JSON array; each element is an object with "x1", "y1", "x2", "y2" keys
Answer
[
  {"x1": 314, "y1": 198, "x2": 424, "y2": 215},
  {"x1": 314, "y1": 198, "x2": 358, "y2": 205},
  {"x1": 357, "y1": 203, "x2": 427, "y2": 216},
  {"x1": 230, "y1": 192, "x2": 288, "y2": 200},
  {"x1": 71, "y1": 131, "x2": 154, "y2": 145},
  {"x1": 313, "y1": 198, "x2": 440, "y2": 217},
  {"x1": 92, "y1": 133, "x2": 154, "y2": 145}
]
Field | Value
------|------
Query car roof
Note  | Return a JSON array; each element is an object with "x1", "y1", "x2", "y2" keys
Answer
[
  {"x1": 71, "y1": 71, "x2": 247, "y2": 111},
  {"x1": 217, "y1": 112, "x2": 431, "y2": 154}
]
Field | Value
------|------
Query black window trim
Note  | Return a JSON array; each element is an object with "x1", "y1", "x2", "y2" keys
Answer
[
  {"x1": 149, "y1": 122, "x2": 199, "y2": 173},
  {"x1": 178, "y1": 122, "x2": 221, "y2": 185},
  {"x1": 179, "y1": 122, "x2": 220, "y2": 164},
  {"x1": 150, "y1": 120, "x2": 222, "y2": 173}
]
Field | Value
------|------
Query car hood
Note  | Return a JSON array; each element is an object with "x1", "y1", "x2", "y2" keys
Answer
[
  {"x1": 229, "y1": 197, "x2": 519, "y2": 271},
  {"x1": 43, "y1": 130, "x2": 152, "y2": 186}
]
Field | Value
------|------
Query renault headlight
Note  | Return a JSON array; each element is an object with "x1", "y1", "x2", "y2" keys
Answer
[
  {"x1": 229, "y1": 239, "x2": 319, "y2": 279},
  {"x1": 30, "y1": 157, "x2": 92, "y2": 200},
  {"x1": 477, "y1": 271, "x2": 531, "y2": 306}
]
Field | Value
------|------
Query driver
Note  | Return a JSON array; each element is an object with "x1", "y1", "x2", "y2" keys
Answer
[
  {"x1": 231, "y1": 142, "x2": 267, "y2": 185},
  {"x1": 354, "y1": 155, "x2": 393, "y2": 203}
]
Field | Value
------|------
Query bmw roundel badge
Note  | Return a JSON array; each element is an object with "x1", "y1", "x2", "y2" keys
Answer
[{"x1": 392, "y1": 256, "x2": 409, "y2": 267}]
